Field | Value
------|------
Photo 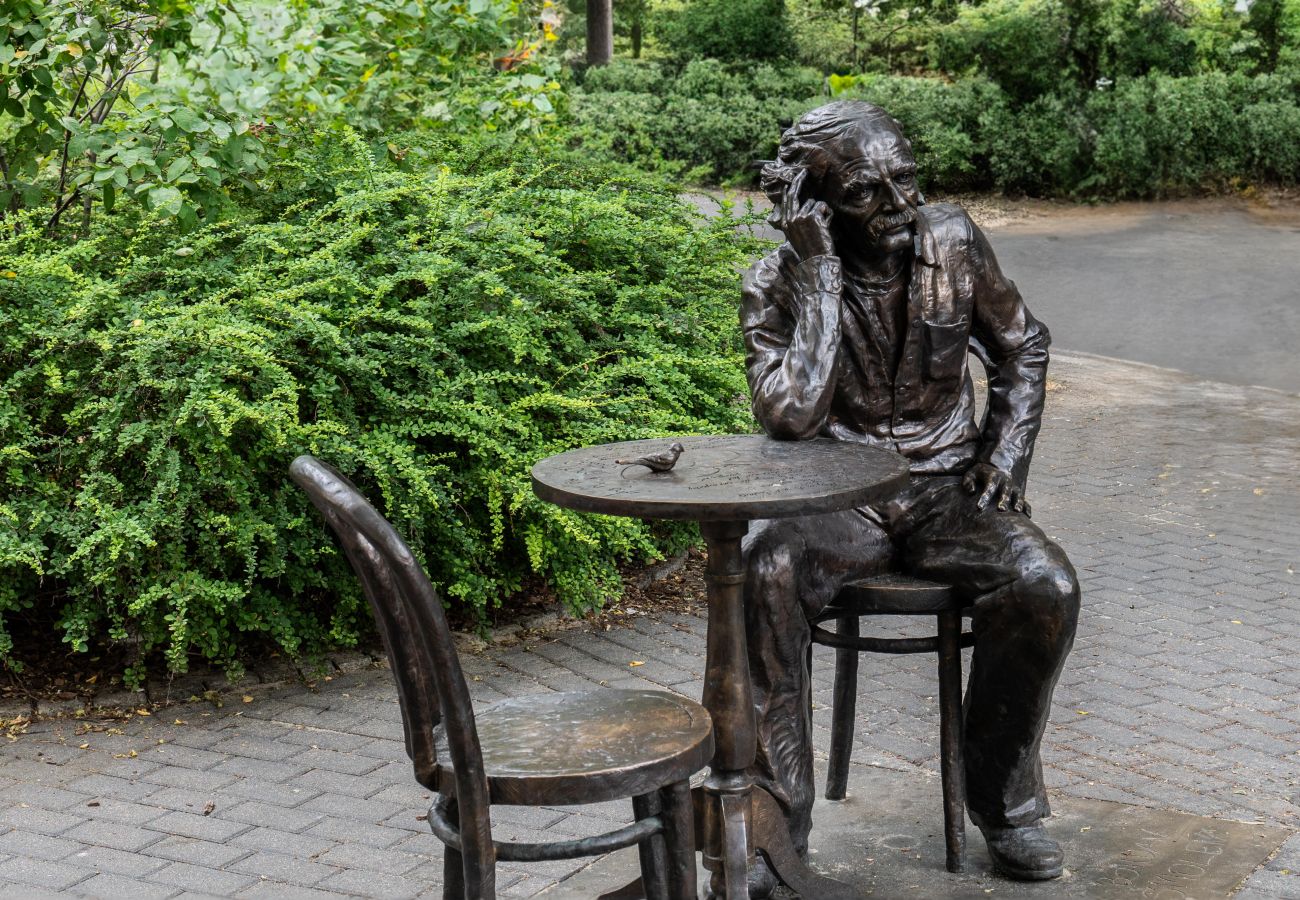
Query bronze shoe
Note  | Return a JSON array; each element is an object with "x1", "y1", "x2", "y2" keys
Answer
[{"x1": 979, "y1": 822, "x2": 1064, "y2": 880}]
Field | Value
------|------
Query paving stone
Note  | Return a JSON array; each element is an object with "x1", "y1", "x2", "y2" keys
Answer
[
  {"x1": 65, "y1": 843, "x2": 170, "y2": 877},
  {"x1": 149, "y1": 860, "x2": 259, "y2": 895},
  {"x1": 67, "y1": 773, "x2": 164, "y2": 802},
  {"x1": 227, "y1": 849, "x2": 339, "y2": 886},
  {"x1": 0, "y1": 805, "x2": 82, "y2": 836},
  {"x1": 236, "y1": 882, "x2": 350, "y2": 899},
  {"x1": 318, "y1": 867, "x2": 425, "y2": 899},
  {"x1": 225, "y1": 826, "x2": 338, "y2": 861},
  {"x1": 145, "y1": 835, "x2": 256, "y2": 869},
  {"x1": 314, "y1": 840, "x2": 427, "y2": 875},
  {"x1": 147, "y1": 810, "x2": 252, "y2": 842},
  {"x1": 71, "y1": 872, "x2": 177, "y2": 899},
  {"x1": 216, "y1": 800, "x2": 327, "y2": 834},
  {"x1": 62, "y1": 821, "x2": 166, "y2": 853},
  {"x1": 0, "y1": 855, "x2": 93, "y2": 890},
  {"x1": 0, "y1": 829, "x2": 82, "y2": 861}
]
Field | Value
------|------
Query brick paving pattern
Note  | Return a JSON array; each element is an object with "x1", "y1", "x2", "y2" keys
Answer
[{"x1": 0, "y1": 351, "x2": 1296, "y2": 898}]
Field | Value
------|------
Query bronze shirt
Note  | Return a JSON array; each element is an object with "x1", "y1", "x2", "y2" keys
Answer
[{"x1": 740, "y1": 203, "x2": 1050, "y2": 489}]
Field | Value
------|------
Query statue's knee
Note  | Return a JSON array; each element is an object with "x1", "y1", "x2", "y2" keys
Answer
[
  {"x1": 747, "y1": 540, "x2": 799, "y2": 600},
  {"x1": 1018, "y1": 551, "x2": 1080, "y2": 633}
]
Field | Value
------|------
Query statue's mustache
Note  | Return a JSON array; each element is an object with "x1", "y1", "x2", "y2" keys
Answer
[{"x1": 867, "y1": 208, "x2": 915, "y2": 238}]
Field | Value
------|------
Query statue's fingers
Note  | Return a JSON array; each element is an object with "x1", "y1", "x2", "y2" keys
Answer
[
  {"x1": 962, "y1": 469, "x2": 979, "y2": 493},
  {"x1": 976, "y1": 480, "x2": 998, "y2": 510}
]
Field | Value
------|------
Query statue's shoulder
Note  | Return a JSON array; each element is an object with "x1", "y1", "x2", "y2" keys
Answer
[{"x1": 918, "y1": 202, "x2": 978, "y2": 245}]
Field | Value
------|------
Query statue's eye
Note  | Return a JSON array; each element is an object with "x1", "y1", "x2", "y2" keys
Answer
[{"x1": 896, "y1": 172, "x2": 915, "y2": 185}]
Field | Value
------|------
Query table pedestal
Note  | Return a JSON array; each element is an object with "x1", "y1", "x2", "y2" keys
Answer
[{"x1": 696, "y1": 522, "x2": 863, "y2": 900}]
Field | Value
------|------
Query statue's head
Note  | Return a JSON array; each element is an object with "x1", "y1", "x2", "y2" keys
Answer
[{"x1": 760, "y1": 101, "x2": 922, "y2": 255}]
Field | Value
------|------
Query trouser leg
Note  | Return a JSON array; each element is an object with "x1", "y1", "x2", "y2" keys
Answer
[
  {"x1": 893, "y1": 478, "x2": 1080, "y2": 828},
  {"x1": 742, "y1": 511, "x2": 891, "y2": 854}
]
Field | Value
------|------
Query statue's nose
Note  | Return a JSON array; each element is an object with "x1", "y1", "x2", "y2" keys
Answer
[{"x1": 885, "y1": 179, "x2": 911, "y2": 210}]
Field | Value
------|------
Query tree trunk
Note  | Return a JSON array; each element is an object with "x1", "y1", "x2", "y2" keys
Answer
[
  {"x1": 631, "y1": 21, "x2": 643, "y2": 59},
  {"x1": 587, "y1": 0, "x2": 614, "y2": 66}
]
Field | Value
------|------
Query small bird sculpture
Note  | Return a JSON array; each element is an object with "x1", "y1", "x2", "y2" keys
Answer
[{"x1": 615, "y1": 442, "x2": 685, "y2": 473}]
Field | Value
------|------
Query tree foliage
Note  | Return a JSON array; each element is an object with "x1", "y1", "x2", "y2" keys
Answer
[{"x1": 1, "y1": 0, "x2": 560, "y2": 235}]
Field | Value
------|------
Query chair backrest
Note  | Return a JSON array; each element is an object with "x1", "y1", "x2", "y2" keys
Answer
[{"x1": 289, "y1": 456, "x2": 495, "y2": 885}]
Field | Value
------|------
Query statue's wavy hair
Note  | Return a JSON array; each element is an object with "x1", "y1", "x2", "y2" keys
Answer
[{"x1": 758, "y1": 101, "x2": 916, "y2": 209}]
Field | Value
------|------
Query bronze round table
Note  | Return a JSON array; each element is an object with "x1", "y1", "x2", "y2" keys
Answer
[{"x1": 532, "y1": 434, "x2": 909, "y2": 900}]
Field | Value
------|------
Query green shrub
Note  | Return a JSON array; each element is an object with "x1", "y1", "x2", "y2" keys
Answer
[
  {"x1": 660, "y1": 0, "x2": 797, "y2": 63},
  {"x1": 580, "y1": 59, "x2": 671, "y2": 94},
  {"x1": 843, "y1": 75, "x2": 1010, "y2": 193},
  {"x1": 1087, "y1": 72, "x2": 1255, "y2": 195},
  {"x1": 930, "y1": 0, "x2": 1071, "y2": 104},
  {"x1": 981, "y1": 92, "x2": 1090, "y2": 196},
  {"x1": 0, "y1": 139, "x2": 756, "y2": 681},
  {"x1": 568, "y1": 62, "x2": 823, "y2": 182}
]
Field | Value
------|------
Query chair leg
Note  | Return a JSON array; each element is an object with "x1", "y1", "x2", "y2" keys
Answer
[
  {"x1": 634, "y1": 792, "x2": 668, "y2": 899},
  {"x1": 659, "y1": 780, "x2": 699, "y2": 900},
  {"x1": 937, "y1": 611, "x2": 967, "y2": 873},
  {"x1": 439, "y1": 796, "x2": 467, "y2": 899},
  {"x1": 826, "y1": 614, "x2": 860, "y2": 801}
]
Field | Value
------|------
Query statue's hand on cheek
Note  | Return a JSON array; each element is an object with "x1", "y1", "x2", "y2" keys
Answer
[{"x1": 779, "y1": 169, "x2": 836, "y2": 263}]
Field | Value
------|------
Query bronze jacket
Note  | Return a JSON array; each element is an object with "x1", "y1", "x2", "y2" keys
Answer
[{"x1": 740, "y1": 202, "x2": 1049, "y2": 487}]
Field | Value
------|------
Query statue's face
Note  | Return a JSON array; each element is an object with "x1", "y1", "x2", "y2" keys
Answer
[{"x1": 821, "y1": 125, "x2": 920, "y2": 255}]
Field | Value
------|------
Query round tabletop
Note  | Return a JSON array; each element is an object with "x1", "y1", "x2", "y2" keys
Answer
[{"x1": 531, "y1": 434, "x2": 909, "y2": 522}]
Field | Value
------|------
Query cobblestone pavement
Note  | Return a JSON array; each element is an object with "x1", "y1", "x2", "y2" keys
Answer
[{"x1": 1, "y1": 351, "x2": 1297, "y2": 898}]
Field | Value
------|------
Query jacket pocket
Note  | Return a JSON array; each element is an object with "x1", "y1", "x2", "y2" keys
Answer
[{"x1": 923, "y1": 319, "x2": 971, "y2": 380}]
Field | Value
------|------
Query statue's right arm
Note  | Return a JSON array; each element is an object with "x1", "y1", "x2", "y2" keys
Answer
[{"x1": 741, "y1": 250, "x2": 843, "y2": 440}]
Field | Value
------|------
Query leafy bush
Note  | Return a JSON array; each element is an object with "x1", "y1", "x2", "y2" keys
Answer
[
  {"x1": 1086, "y1": 71, "x2": 1300, "y2": 195},
  {"x1": 659, "y1": 0, "x2": 797, "y2": 63},
  {"x1": 980, "y1": 92, "x2": 1091, "y2": 196},
  {"x1": 842, "y1": 75, "x2": 1010, "y2": 193},
  {"x1": 1, "y1": 0, "x2": 559, "y2": 235},
  {"x1": 930, "y1": 0, "x2": 1071, "y2": 105},
  {"x1": 570, "y1": 58, "x2": 1300, "y2": 197},
  {"x1": 0, "y1": 139, "x2": 756, "y2": 681},
  {"x1": 568, "y1": 60, "x2": 823, "y2": 182}
]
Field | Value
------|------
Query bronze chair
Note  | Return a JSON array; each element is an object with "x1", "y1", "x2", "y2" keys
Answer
[
  {"x1": 290, "y1": 455, "x2": 713, "y2": 899},
  {"x1": 810, "y1": 573, "x2": 975, "y2": 873}
]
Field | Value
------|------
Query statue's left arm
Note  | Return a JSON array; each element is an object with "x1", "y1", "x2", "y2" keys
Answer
[{"x1": 966, "y1": 220, "x2": 1050, "y2": 497}]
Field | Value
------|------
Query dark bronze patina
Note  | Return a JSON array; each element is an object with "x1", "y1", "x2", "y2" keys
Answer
[
  {"x1": 615, "y1": 441, "x2": 686, "y2": 473},
  {"x1": 810, "y1": 573, "x2": 975, "y2": 873},
  {"x1": 291, "y1": 455, "x2": 713, "y2": 899},
  {"x1": 532, "y1": 434, "x2": 908, "y2": 899},
  {"x1": 740, "y1": 100, "x2": 1080, "y2": 891}
]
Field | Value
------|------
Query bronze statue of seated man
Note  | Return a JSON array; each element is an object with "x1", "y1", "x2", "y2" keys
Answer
[{"x1": 740, "y1": 100, "x2": 1080, "y2": 891}]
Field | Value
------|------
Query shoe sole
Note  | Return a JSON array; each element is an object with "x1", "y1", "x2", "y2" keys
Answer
[{"x1": 991, "y1": 860, "x2": 1064, "y2": 881}]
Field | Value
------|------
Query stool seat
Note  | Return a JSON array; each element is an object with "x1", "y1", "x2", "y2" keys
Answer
[
  {"x1": 434, "y1": 689, "x2": 714, "y2": 806},
  {"x1": 827, "y1": 573, "x2": 968, "y2": 616}
]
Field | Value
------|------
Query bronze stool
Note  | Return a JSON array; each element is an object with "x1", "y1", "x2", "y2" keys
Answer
[
  {"x1": 810, "y1": 573, "x2": 975, "y2": 873},
  {"x1": 291, "y1": 456, "x2": 712, "y2": 899}
]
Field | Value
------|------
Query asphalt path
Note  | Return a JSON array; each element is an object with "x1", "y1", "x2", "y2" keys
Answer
[
  {"x1": 988, "y1": 202, "x2": 1300, "y2": 394},
  {"x1": 708, "y1": 195, "x2": 1300, "y2": 394}
]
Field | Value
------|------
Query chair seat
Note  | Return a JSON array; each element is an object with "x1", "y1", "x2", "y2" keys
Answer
[
  {"x1": 821, "y1": 573, "x2": 967, "y2": 618},
  {"x1": 434, "y1": 689, "x2": 714, "y2": 806}
]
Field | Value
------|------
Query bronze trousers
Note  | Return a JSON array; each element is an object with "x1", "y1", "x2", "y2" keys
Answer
[{"x1": 741, "y1": 475, "x2": 1080, "y2": 853}]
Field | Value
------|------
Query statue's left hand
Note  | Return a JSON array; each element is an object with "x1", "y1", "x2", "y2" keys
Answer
[{"x1": 962, "y1": 463, "x2": 1031, "y2": 516}]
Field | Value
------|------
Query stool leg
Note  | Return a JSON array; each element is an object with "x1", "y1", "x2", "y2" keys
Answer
[
  {"x1": 438, "y1": 796, "x2": 467, "y2": 899},
  {"x1": 660, "y1": 779, "x2": 699, "y2": 900},
  {"x1": 634, "y1": 791, "x2": 668, "y2": 899},
  {"x1": 937, "y1": 611, "x2": 966, "y2": 873},
  {"x1": 826, "y1": 614, "x2": 860, "y2": 801}
]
